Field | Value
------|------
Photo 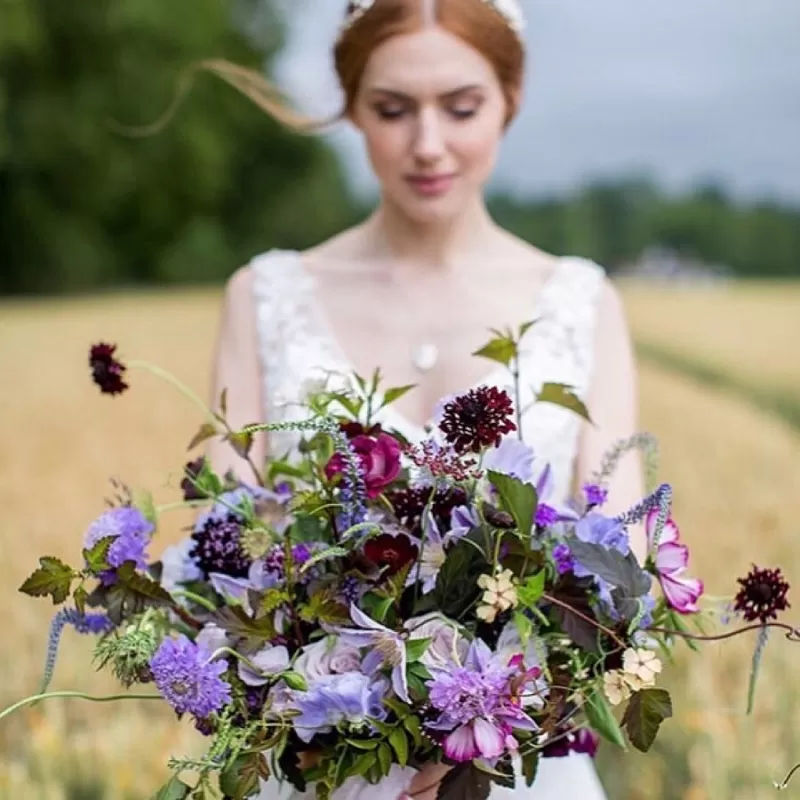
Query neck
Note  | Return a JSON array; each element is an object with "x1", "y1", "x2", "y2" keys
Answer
[{"x1": 363, "y1": 194, "x2": 499, "y2": 273}]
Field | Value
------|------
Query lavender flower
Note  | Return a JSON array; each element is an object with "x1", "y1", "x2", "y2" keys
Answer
[
  {"x1": 334, "y1": 605, "x2": 409, "y2": 702},
  {"x1": 552, "y1": 543, "x2": 575, "y2": 575},
  {"x1": 292, "y1": 672, "x2": 389, "y2": 743},
  {"x1": 426, "y1": 639, "x2": 538, "y2": 762},
  {"x1": 150, "y1": 635, "x2": 232, "y2": 718},
  {"x1": 83, "y1": 507, "x2": 154, "y2": 573}
]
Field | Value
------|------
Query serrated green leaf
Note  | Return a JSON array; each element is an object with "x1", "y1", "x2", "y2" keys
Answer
[
  {"x1": 19, "y1": 557, "x2": 75, "y2": 605},
  {"x1": 187, "y1": 422, "x2": 218, "y2": 451},
  {"x1": 151, "y1": 775, "x2": 191, "y2": 800},
  {"x1": 622, "y1": 688, "x2": 673, "y2": 752},
  {"x1": 388, "y1": 727, "x2": 409, "y2": 766},
  {"x1": 82, "y1": 536, "x2": 114, "y2": 574},
  {"x1": 73, "y1": 585, "x2": 88, "y2": 615},
  {"x1": 585, "y1": 689, "x2": 628, "y2": 750},
  {"x1": 537, "y1": 383, "x2": 593, "y2": 423},
  {"x1": 377, "y1": 742, "x2": 392, "y2": 777},
  {"x1": 487, "y1": 470, "x2": 538, "y2": 534},
  {"x1": 219, "y1": 753, "x2": 265, "y2": 799},
  {"x1": 473, "y1": 337, "x2": 516, "y2": 367},
  {"x1": 405, "y1": 637, "x2": 431, "y2": 663},
  {"x1": 104, "y1": 562, "x2": 174, "y2": 625}
]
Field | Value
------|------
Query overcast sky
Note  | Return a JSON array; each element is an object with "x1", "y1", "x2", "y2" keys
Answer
[{"x1": 274, "y1": 0, "x2": 800, "y2": 203}]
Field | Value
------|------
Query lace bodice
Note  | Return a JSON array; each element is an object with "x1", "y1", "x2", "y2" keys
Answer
[{"x1": 250, "y1": 249, "x2": 605, "y2": 502}]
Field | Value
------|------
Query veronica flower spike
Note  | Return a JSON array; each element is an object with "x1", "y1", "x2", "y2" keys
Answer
[
  {"x1": 335, "y1": 605, "x2": 409, "y2": 702},
  {"x1": 646, "y1": 509, "x2": 703, "y2": 614}
]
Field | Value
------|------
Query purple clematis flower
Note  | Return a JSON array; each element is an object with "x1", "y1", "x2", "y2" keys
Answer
[
  {"x1": 238, "y1": 644, "x2": 290, "y2": 687},
  {"x1": 646, "y1": 509, "x2": 704, "y2": 614},
  {"x1": 449, "y1": 504, "x2": 480, "y2": 543},
  {"x1": 532, "y1": 463, "x2": 580, "y2": 527},
  {"x1": 483, "y1": 437, "x2": 535, "y2": 482},
  {"x1": 406, "y1": 507, "x2": 451, "y2": 595},
  {"x1": 425, "y1": 639, "x2": 538, "y2": 763},
  {"x1": 334, "y1": 605, "x2": 409, "y2": 702},
  {"x1": 292, "y1": 672, "x2": 389, "y2": 743}
]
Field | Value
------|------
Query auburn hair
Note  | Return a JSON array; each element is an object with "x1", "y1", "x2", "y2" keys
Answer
[{"x1": 136, "y1": 0, "x2": 525, "y2": 137}]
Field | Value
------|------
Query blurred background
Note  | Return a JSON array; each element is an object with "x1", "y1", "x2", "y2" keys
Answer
[{"x1": 1, "y1": 0, "x2": 799, "y2": 798}]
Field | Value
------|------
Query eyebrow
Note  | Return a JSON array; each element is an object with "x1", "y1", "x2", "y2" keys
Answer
[{"x1": 365, "y1": 84, "x2": 485, "y2": 100}]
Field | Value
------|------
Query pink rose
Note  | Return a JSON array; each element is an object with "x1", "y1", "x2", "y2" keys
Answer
[{"x1": 325, "y1": 432, "x2": 402, "y2": 499}]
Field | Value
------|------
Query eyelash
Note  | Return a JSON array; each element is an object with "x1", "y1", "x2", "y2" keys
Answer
[{"x1": 375, "y1": 106, "x2": 479, "y2": 121}]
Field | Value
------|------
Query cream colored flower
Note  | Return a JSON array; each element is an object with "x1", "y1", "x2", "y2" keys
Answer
[
  {"x1": 603, "y1": 670, "x2": 632, "y2": 706},
  {"x1": 476, "y1": 569, "x2": 519, "y2": 623},
  {"x1": 622, "y1": 648, "x2": 662, "y2": 688}
]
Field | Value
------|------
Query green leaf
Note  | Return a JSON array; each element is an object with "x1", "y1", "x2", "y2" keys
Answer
[
  {"x1": 152, "y1": 775, "x2": 191, "y2": 800},
  {"x1": 406, "y1": 671, "x2": 428, "y2": 700},
  {"x1": 381, "y1": 384, "x2": 417, "y2": 407},
  {"x1": 405, "y1": 637, "x2": 431, "y2": 663},
  {"x1": 219, "y1": 387, "x2": 228, "y2": 417},
  {"x1": 73, "y1": 584, "x2": 88, "y2": 615},
  {"x1": 473, "y1": 337, "x2": 516, "y2": 367},
  {"x1": 383, "y1": 696, "x2": 410, "y2": 719},
  {"x1": 408, "y1": 662, "x2": 432, "y2": 681},
  {"x1": 351, "y1": 752, "x2": 377, "y2": 777},
  {"x1": 82, "y1": 536, "x2": 114, "y2": 574},
  {"x1": 134, "y1": 489, "x2": 158, "y2": 525},
  {"x1": 403, "y1": 715, "x2": 423, "y2": 747},
  {"x1": 226, "y1": 428, "x2": 254, "y2": 459},
  {"x1": 585, "y1": 689, "x2": 628, "y2": 750},
  {"x1": 622, "y1": 688, "x2": 673, "y2": 752},
  {"x1": 518, "y1": 319, "x2": 538, "y2": 340},
  {"x1": 537, "y1": 383, "x2": 593, "y2": 423},
  {"x1": 360, "y1": 593, "x2": 394, "y2": 624},
  {"x1": 187, "y1": 422, "x2": 218, "y2": 451},
  {"x1": 514, "y1": 611, "x2": 533, "y2": 646},
  {"x1": 388, "y1": 727, "x2": 409, "y2": 767},
  {"x1": 521, "y1": 750, "x2": 539, "y2": 787},
  {"x1": 516, "y1": 570, "x2": 546, "y2": 609},
  {"x1": 211, "y1": 604, "x2": 275, "y2": 651},
  {"x1": 19, "y1": 557, "x2": 75, "y2": 605},
  {"x1": 565, "y1": 538, "x2": 651, "y2": 597},
  {"x1": 377, "y1": 742, "x2": 392, "y2": 777},
  {"x1": 437, "y1": 763, "x2": 492, "y2": 800},
  {"x1": 345, "y1": 738, "x2": 379, "y2": 750},
  {"x1": 219, "y1": 753, "x2": 267, "y2": 799},
  {"x1": 487, "y1": 470, "x2": 538, "y2": 534}
]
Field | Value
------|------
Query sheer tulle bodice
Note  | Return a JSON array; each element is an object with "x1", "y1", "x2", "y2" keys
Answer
[{"x1": 249, "y1": 249, "x2": 609, "y2": 799}]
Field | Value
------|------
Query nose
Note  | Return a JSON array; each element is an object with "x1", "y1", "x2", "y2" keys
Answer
[{"x1": 411, "y1": 106, "x2": 446, "y2": 165}]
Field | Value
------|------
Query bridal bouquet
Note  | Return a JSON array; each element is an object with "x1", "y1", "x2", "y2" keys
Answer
[{"x1": 6, "y1": 327, "x2": 795, "y2": 799}]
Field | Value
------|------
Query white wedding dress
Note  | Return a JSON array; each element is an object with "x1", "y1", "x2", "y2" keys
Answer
[{"x1": 249, "y1": 249, "x2": 609, "y2": 799}]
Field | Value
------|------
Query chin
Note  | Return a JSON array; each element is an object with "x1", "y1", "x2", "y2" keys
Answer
[{"x1": 392, "y1": 190, "x2": 472, "y2": 225}]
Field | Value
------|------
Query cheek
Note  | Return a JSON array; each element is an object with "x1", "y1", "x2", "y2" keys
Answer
[
  {"x1": 361, "y1": 123, "x2": 409, "y2": 180},
  {"x1": 453, "y1": 121, "x2": 503, "y2": 180}
]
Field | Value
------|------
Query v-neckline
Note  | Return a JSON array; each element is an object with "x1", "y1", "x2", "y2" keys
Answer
[{"x1": 288, "y1": 250, "x2": 566, "y2": 440}]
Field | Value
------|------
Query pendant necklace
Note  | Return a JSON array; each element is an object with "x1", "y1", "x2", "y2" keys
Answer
[{"x1": 411, "y1": 342, "x2": 439, "y2": 374}]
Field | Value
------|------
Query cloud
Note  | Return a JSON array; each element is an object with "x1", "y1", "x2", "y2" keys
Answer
[{"x1": 275, "y1": 0, "x2": 800, "y2": 202}]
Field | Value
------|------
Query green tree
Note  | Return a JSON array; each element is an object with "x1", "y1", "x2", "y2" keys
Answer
[{"x1": 0, "y1": 0, "x2": 359, "y2": 294}]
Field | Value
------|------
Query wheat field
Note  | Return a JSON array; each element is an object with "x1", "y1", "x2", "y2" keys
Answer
[{"x1": 1, "y1": 283, "x2": 800, "y2": 799}]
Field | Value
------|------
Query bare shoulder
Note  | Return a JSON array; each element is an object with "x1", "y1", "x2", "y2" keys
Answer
[{"x1": 222, "y1": 264, "x2": 256, "y2": 315}]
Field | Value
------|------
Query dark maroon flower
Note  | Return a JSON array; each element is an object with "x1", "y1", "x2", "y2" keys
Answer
[
  {"x1": 438, "y1": 386, "x2": 516, "y2": 453},
  {"x1": 734, "y1": 565, "x2": 790, "y2": 623},
  {"x1": 181, "y1": 457, "x2": 209, "y2": 501},
  {"x1": 325, "y1": 432, "x2": 402, "y2": 499},
  {"x1": 190, "y1": 515, "x2": 251, "y2": 578},
  {"x1": 363, "y1": 533, "x2": 418, "y2": 575},
  {"x1": 542, "y1": 727, "x2": 599, "y2": 759},
  {"x1": 387, "y1": 485, "x2": 468, "y2": 535},
  {"x1": 89, "y1": 342, "x2": 128, "y2": 395}
]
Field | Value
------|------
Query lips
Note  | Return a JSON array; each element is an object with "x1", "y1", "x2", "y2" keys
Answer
[{"x1": 406, "y1": 174, "x2": 456, "y2": 197}]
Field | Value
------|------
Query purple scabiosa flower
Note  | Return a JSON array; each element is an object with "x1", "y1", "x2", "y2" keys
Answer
[
  {"x1": 583, "y1": 484, "x2": 608, "y2": 509},
  {"x1": 292, "y1": 672, "x2": 389, "y2": 743},
  {"x1": 150, "y1": 634, "x2": 232, "y2": 719},
  {"x1": 334, "y1": 605, "x2": 409, "y2": 702},
  {"x1": 425, "y1": 638, "x2": 538, "y2": 762},
  {"x1": 83, "y1": 506, "x2": 154, "y2": 575}
]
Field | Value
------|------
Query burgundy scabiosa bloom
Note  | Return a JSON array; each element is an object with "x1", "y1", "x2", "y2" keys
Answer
[
  {"x1": 734, "y1": 565, "x2": 790, "y2": 623},
  {"x1": 438, "y1": 386, "x2": 517, "y2": 454},
  {"x1": 363, "y1": 533, "x2": 419, "y2": 576},
  {"x1": 89, "y1": 343, "x2": 128, "y2": 395}
]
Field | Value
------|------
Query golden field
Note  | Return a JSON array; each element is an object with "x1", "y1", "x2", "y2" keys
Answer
[{"x1": 1, "y1": 282, "x2": 800, "y2": 799}]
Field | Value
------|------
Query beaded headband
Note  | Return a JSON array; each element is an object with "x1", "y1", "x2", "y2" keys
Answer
[{"x1": 342, "y1": 0, "x2": 526, "y2": 38}]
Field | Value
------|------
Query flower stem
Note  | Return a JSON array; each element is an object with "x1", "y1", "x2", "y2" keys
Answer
[
  {"x1": 649, "y1": 621, "x2": 800, "y2": 643},
  {"x1": 542, "y1": 592, "x2": 626, "y2": 649},
  {"x1": 0, "y1": 690, "x2": 161, "y2": 721},
  {"x1": 171, "y1": 589, "x2": 218, "y2": 612},
  {"x1": 128, "y1": 360, "x2": 215, "y2": 423}
]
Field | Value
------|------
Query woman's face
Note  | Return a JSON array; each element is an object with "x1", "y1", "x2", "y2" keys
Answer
[{"x1": 352, "y1": 26, "x2": 510, "y2": 224}]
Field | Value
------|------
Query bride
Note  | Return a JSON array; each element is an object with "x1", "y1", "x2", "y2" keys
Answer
[{"x1": 205, "y1": 0, "x2": 646, "y2": 796}]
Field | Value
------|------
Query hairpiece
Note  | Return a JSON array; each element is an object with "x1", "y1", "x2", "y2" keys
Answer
[{"x1": 341, "y1": 0, "x2": 526, "y2": 38}]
